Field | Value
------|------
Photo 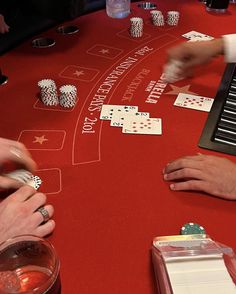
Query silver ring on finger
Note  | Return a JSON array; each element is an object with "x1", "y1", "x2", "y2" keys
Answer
[
  {"x1": 10, "y1": 146, "x2": 22, "y2": 159},
  {"x1": 37, "y1": 207, "x2": 50, "y2": 222}
]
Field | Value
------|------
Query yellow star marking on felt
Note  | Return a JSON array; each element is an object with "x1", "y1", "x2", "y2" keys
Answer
[
  {"x1": 99, "y1": 49, "x2": 109, "y2": 54},
  {"x1": 73, "y1": 70, "x2": 84, "y2": 77},
  {"x1": 165, "y1": 85, "x2": 198, "y2": 96},
  {"x1": 33, "y1": 135, "x2": 48, "y2": 145}
]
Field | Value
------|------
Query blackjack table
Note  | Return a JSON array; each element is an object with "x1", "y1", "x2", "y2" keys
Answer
[{"x1": 1, "y1": 0, "x2": 236, "y2": 293}]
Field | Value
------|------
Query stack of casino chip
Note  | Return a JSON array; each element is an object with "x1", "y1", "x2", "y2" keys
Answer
[
  {"x1": 166, "y1": 11, "x2": 180, "y2": 26},
  {"x1": 150, "y1": 10, "x2": 164, "y2": 26},
  {"x1": 59, "y1": 85, "x2": 77, "y2": 108},
  {"x1": 38, "y1": 79, "x2": 59, "y2": 106},
  {"x1": 129, "y1": 17, "x2": 143, "y2": 38}
]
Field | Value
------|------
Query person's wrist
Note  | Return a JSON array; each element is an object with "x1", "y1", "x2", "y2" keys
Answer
[{"x1": 212, "y1": 38, "x2": 224, "y2": 57}]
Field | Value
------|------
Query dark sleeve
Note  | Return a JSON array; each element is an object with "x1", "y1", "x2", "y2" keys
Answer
[{"x1": 31, "y1": 0, "x2": 84, "y2": 20}]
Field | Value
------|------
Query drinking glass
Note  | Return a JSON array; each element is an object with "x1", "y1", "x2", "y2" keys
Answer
[{"x1": 0, "y1": 235, "x2": 61, "y2": 294}]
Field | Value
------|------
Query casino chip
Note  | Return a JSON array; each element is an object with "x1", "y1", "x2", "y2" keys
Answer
[
  {"x1": 129, "y1": 17, "x2": 143, "y2": 38},
  {"x1": 150, "y1": 10, "x2": 164, "y2": 27},
  {"x1": 180, "y1": 222, "x2": 206, "y2": 235},
  {"x1": 59, "y1": 84, "x2": 77, "y2": 108},
  {"x1": 38, "y1": 79, "x2": 58, "y2": 106},
  {"x1": 166, "y1": 11, "x2": 180, "y2": 26}
]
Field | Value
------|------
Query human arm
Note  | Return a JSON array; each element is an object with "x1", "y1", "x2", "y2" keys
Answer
[
  {"x1": 163, "y1": 154, "x2": 236, "y2": 200},
  {"x1": 167, "y1": 38, "x2": 224, "y2": 67},
  {"x1": 164, "y1": 38, "x2": 224, "y2": 80}
]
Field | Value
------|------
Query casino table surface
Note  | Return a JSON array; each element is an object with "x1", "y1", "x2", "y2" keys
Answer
[{"x1": 1, "y1": 0, "x2": 236, "y2": 293}]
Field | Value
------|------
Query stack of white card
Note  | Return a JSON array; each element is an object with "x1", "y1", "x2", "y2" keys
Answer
[
  {"x1": 166, "y1": 255, "x2": 236, "y2": 294},
  {"x1": 100, "y1": 104, "x2": 162, "y2": 135},
  {"x1": 4, "y1": 169, "x2": 42, "y2": 190}
]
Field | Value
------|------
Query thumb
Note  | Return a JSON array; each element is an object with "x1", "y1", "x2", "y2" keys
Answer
[{"x1": 0, "y1": 175, "x2": 24, "y2": 189}]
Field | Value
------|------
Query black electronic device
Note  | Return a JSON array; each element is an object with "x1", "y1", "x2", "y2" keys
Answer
[{"x1": 199, "y1": 63, "x2": 236, "y2": 155}]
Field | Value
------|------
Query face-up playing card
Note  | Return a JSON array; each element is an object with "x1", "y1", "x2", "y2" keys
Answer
[
  {"x1": 100, "y1": 104, "x2": 138, "y2": 120},
  {"x1": 5, "y1": 169, "x2": 42, "y2": 190},
  {"x1": 27, "y1": 176, "x2": 43, "y2": 190},
  {"x1": 174, "y1": 93, "x2": 214, "y2": 112},
  {"x1": 110, "y1": 111, "x2": 150, "y2": 127},
  {"x1": 122, "y1": 117, "x2": 162, "y2": 135},
  {"x1": 182, "y1": 31, "x2": 214, "y2": 41}
]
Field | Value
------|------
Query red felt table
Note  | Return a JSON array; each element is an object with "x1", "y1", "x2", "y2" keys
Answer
[{"x1": 1, "y1": 1, "x2": 236, "y2": 293}]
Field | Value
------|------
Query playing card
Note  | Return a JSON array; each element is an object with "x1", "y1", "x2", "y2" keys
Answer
[
  {"x1": 5, "y1": 169, "x2": 33, "y2": 184},
  {"x1": 27, "y1": 176, "x2": 42, "y2": 190},
  {"x1": 188, "y1": 36, "x2": 213, "y2": 42},
  {"x1": 122, "y1": 117, "x2": 162, "y2": 135},
  {"x1": 5, "y1": 169, "x2": 42, "y2": 190},
  {"x1": 182, "y1": 31, "x2": 214, "y2": 41},
  {"x1": 174, "y1": 93, "x2": 214, "y2": 112},
  {"x1": 110, "y1": 111, "x2": 150, "y2": 127},
  {"x1": 100, "y1": 104, "x2": 138, "y2": 120}
]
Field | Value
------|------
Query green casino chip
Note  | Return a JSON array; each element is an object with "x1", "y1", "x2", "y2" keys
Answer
[{"x1": 180, "y1": 222, "x2": 206, "y2": 235}]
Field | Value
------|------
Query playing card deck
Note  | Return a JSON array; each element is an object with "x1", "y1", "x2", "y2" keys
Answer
[
  {"x1": 100, "y1": 104, "x2": 162, "y2": 135},
  {"x1": 5, "y1": 169, "x2": 43, "y2": 190}
]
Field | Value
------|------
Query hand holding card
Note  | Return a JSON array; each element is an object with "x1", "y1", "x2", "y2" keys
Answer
[{"x1": 162, "y1": 60, "x2": 185, "y2": 83}]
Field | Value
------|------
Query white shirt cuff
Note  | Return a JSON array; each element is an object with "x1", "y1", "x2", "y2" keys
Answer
[{"x1": 223, "y1": 34, "x2": 236, "y2": 63}]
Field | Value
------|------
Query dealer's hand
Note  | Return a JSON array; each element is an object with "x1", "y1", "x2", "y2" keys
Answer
[
  {"x1": 0, "y1": 186, "x2": 55, "y2": 243},
  {"x1": 166, "y1": 38, "x2": 224, "y2": 78},
  {"x1": 0, "y1": 137, "x2": 37, "y2": 190},
  {"x1": 163, "y1": 154, "x2": 236, "y2": 200}
]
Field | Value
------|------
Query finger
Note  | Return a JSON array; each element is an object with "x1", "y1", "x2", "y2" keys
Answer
[
  {"x1": 169, "y1": 179, "x2": 208, "y2": 192},
  {"x1": 34, "y1": 204, "x2": 54, "y2": 224},
  {"x1": 25, "y1": 193, "x2": 47, "y2": 212},
  {"x1": 164, "y1": 168, "x2": 205, "y2": 181},
  {"x1": 5, "y1": 140, "x2": 37, "y2": 172},
  {"x1": 15, "y1": 141, "x2": 33, "y2": 159},
  {"x1": 8, "y1": 147, "x2": 37, "y2": 172},
  {"x1": 0, "y1": 175, "x2": 24, "y2": 189},
  {"x1": 8, "y1": 185, "x2": 36, "y2": 202},
  {"x1": 34, "y1": 219, "x2": 56, "y2": 237},
  {"x1": 164, "y1": 157, "x2": 204, "y2": 174}
]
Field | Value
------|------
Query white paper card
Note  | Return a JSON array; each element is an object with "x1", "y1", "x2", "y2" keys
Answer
[{"x1": 174, "y1": 93, "x2": 214, "y2": 112}]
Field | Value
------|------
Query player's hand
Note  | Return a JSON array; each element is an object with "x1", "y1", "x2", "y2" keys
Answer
[
  {"x1": 163, "y1": 154, "x2": 236, "y2": 200},
  {"x1": 0, "y1": 186, "x2": 55, "y2": 243},
  {"x1": 0, "y1": 137, "x2": 37, "y2": 172},
  {"x1": 0, "y1": 14, "x2": 9, "y2": 34},
  {"x1": 166, "y1": 38, "x2": 224, "y2": 78}
]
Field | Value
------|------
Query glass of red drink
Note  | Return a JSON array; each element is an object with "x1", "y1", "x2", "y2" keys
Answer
[{"x1": 0, "y1": 235, "x2": 61, "y2": 294}]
